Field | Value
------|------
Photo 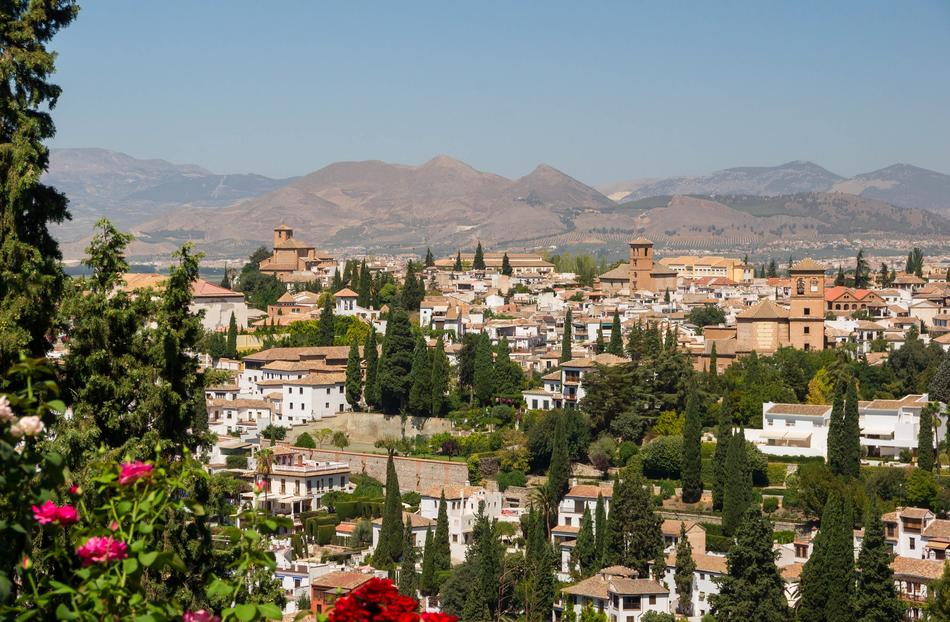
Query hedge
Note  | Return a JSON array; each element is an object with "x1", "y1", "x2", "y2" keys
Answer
[
  {"x1": 316, "y1": 524, "x2": 336, "y2": 545},
  {"x1": 336, "y1": 499, "x2": 384, "y2": 521},
  {"x1": 706, "y1": 534, "x2": 732, "y2": 553},
  {"x1": 767, "y1": 463, "x2": 788, "y2": 486}
]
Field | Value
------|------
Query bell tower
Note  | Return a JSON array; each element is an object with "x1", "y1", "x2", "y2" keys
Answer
[
  {"x1": 274, "y1": 223, "x2": 293, "y2": 248},
  {"x1": 628, "y1": 237, "x2": 655, "y2": 292},
  {"x1": 788, "y1": 259, "x2": 826, "y2": 351}
]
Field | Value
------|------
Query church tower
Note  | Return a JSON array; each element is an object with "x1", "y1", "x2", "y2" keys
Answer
[
  {"x1": 273, "y1": 223, "x2": 293, "y2": 248},
  {"x1": 628, "y1": 237, "x2": 655, "y2": 292},
  {"x1": 788, "y1": 259, "x2": 826, "y2": 351}
]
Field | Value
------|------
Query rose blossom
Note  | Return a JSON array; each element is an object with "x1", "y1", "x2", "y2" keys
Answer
[
  {"x1": 328, "y1": 577, "x2": 438, "y2": 622},
  {"x1": 32, "y1": 500, "x2": 80, "y2": 526},
  {"x1": 0, "y1": 395, "x2": 13, "y2": 423},
  {"x1": 118, "y1": 461, "x2": 154, "y2": 485},
  {"x1": 76, "y1": 536, "x2": 128, "y2": 567},
  {"x1": 68, "y1": 484, "x2": 80, "y2": 495},
  {"x1": 253, "y1": 480, "x2": 267, "y2": 494},
  {"x1": 183, "y1": 611, "x2": 221, "y2": 622},
  {"x1": 10, "y1": 415, "x2": 44, "y2": 438}
]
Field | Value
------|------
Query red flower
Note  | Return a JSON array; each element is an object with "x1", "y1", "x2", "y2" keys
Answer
[
  {"x1": 183, "y1": 611, "x2": 221, "y2": 622},
  {"x1": 118, "y1": 461, "x2": 154, "y2": 486},
  {"x1": 68, "y1": 484, "x2": 80, "y2": 495},
  {"x1": 421, "y1": 614, "x2": 456, "y2": 622},
  {"x1": 76, "y1": 536, "x2": 128, "y2": 566},
  {"x1": 328, "y1": 578, "x2": 448, "y2": 622},
  {"x1": 32, "y1": 500, "x2": 80, "y2": 526}
]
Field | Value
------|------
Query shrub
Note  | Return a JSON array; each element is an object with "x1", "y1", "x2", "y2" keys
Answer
[
  {"x1": 899, "y1": 448, "x2": 914, "y2": 464},
  {"x1": 641, "y1": 435, "x2": 682, "y2": 479},
  {"x1": 618, "y1": 441, "x2": 639, "y2": 465},
  {"x1": 352, "y1": 474, "x2": 384, "y2": 497},
  {"x1": 225, "y1": 453, "x2": 248, "y2": 469},
  {"x1": 766, "y1": 463, "x2": 787, "y2": 486},
  {"x1": 774, "y1": 530, "x2": 795, "y2": 544},
  {"x1": 497, "y1": 470, "x2": 527, "y2": 491},
  {"x1": 762, "y1": 497, "x2": 779, "y2": 513},
  {"x1": 706, "y1": 534, "x2": 733, "y2": 553},
  {"x1": 295, "y1": 432, "x2": 316, "y2": 448},
  {"x1": 316, "y1": 524, "x2": 336, "y2": 545},
  {"x1": 864, "y1": 466, "x2": 908, "y2": 502}
]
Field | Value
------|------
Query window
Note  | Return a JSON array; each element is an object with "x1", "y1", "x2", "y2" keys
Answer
[
  {"x1": 911, "y1": 537, "x2": 916, "y2": 550},
  {"x1": 299, "y1": 387, "x2": 303, "y2": 394},
  {"x1": 621, "y1": 597, "x2": 640, "y2": 611},
  {"x1": 325, "y1": 403, "x2": 330, "y2": 409},
  {"x1": 803, "y1": 307, "x2": 811, "y2": 316},
  {"x1": 289, "y1": 403, "x2": 293, "y2": 410},
  {"x1": 648, "y1": 595, "x2": 656, "y2": 605},
  {"x1": 804, "y1": 326, "x2": 810, "y2": 334}
]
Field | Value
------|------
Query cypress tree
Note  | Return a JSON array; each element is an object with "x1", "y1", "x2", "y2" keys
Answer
[
  {"x1": 918, "y1": 402, "x2": 937, "y2": 472},
  {"x1": 420, "y1": 527, "x2": 436, "y2": 595},
  {"x1": 331, "y1": 269, "x2": 344, "y2": 292},
  {"x1": 433, "y1": 492, "x2": 451, "y2": 572},
  {"x1": 607, "y1": 309, "x2": 624, "y2": 356},
  {"x1": 226, "y1": 311, "x2": 238, "y2": 357},
  {"x1": 458, "y1": 333, "x2": 478, "y2": 403},
  {"x1": 626, "y1": 321, "x2": 644, "y2": 362},
  {"x1": 376, "y1": 453, "x2": 404, "y2": 568},
  {"x1": 363, "y1": 329, "x2": 380, "y2": 409},
  {"x1": 674, "y1": 523, "x2": 697, "y2": 616},
  {"x1": 430, "y1": 336, "x2": 450, "y2": 417},
  {"x1": 712, "y1": 393, "x2": 734, "y2": 511},
  {"x1": 722, "y1": 428, "x2": 752, "y2": 537},
  {"x1": 594, "y1": 327, "x2": 605, "y2": 354},
  {"x1": 524, "y1": 508, "x2": 557, "y2": 622},
  {"x1": 709, "y1": 342, "x2": 718, "y2": 381},
  {"x1": 547, "y1": 413, "x2": 572, "y2": 506},
  {"x1": 345, "y1": 336, "x2": 362, "y2": 410},
  {"x1": 473, "y1": 242, "x2": 486, "y2": 270},
  {"x1": 493, "y1": 337, "x2": 520, "y2": 396},
  {"x1": 357, "y1": 260, "x2": 371, "y2": 308},
  {"x1": 828, "y1": 379, "x2": 847, "y2": 476},
  {"x1": 853, "y1": 498, "x2": 904, "y2": 622},
  {"x1": 501, "y1": 252, "x2": 512, "y2": 276},
  {"x1": 401, "y1": 261, "x2": 424, "y2": 310},
  {"x1": 798, "y1": 489, "x2": 855, "y2": 622},
  {"x1": 571, "y1": 507, "x2": 596, "y2": 578},
  {"x1": 398, "y1": 520, "x2": 418, "y2": 596},
  {"x1": 408, "y1": 335, "x2": 433, "y2": 416},
  {"x1": 594, "y1": 492, "x2": 607, "y2": 566},
  {"x1": 681, "y1": 384, "x2": 703, "y2": 503},
  {"x1": 424, "y1": 248, "x2": 435, "y2": 268},
  {"x1": 465, "y1": 501, "x2": 501, "y2": 619},
  {"x1": 710, "y1": 508, "x2": 788, "y2": 622},
  {"x1": 453, "y1": 251, "x2": 463, "y2": 272},
  {"x1": 929, "y1": 349, "x2": 950, "y2": 404},
  {"x1": 316, "y1": 294, "x2": 335, "y2": 346},
  {"x1": 377, "y1": 309, "x2": 415, "y2": 414},
  {"x1": 473, "y1": 332, "x2": 495, "y2": 406},
  {"x1": 602, "y1": 466, "x2": 663, "y2": 578},
  {"x1": 843, "y1": 379, "x2": 862, "y2": 478},
  {"x1": 561, "y1": 308, "x2": 573, "y2": 362}
]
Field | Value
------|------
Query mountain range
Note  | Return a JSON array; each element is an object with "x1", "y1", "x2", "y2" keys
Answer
[{"x1": 45, "y1": 149, "x2": 950, "y2": 260}]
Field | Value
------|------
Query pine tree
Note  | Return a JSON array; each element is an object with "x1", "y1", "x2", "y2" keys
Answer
[
  {"x1": 473, "y1": 332, "x2": 495, "y2": 406},
  {"x1": 842, "y1": 379, "x2": 862, "y2": 478},
  {"x1": 408, "y1": 335, "x2": 433, "y2": 416},
  {"x1": 798, "y1": 489, "x2": 855, "y2": 622},
  {"x1": 420, "y1": 527, "x2": 436, "y2": 595},
  {"x1": 398, "y1": 521, "x2": 418, "y2": 596},
  {"x1": 424, "y1": 248, "x2": 435, "y2": 268},
  {"x1": 226, "y1": 312, "x2": 238, "y2": 357},
  {"x1": 594, "y1": 492, "x2": 607, "y2": 566},
  {"x1": 708, "y1": 342, "x2": 719, "y2": 382},
  {"x1": 547, "y1": 413, "x2": 572, "y2": 506},
  {"x1": 594, "y1": 327, "x2": 605, "y2": 354},
  {"x1": 465, "y1": 501, "x2": 502, "y2": 619},
  {"x1": 363, "y1": 330, "x2": 380, "y2": 409},
  {"x1": 835, "y1": 265, "x2": 847, "y2": 286},
  {"x1": 377, "y1": 309, "x2": 415, "y2": 414},
  {"x1": 828, "y1": 379, "x2": 847, "y2": 476},
  {"x1": 767, "y1": 258, "x2": 777, "y2": 278},
  {"x1": 681, "y1": 384, "x2": 703, "y2": 503},
  {"x1": 375, "y1": 453, "x2": 404, "y2": 568},
  {"x1": 0, "y1": 1, "x2": 77, "y2": 370},
  {"x1": 602, "y1": 466, "x2": 663, "y2": 578},
  {"x1": 722, "y1": 428, "x2": 752, "y2": 537},
  {"x1": 561, "y1": 308, "x2": 573, "y2": 362},
  {"x1": 430, "y1": 336, "x2": 450, "y2": 417},
  {"x1": 433, "y1": 492, "x2": 451, "y2": 573},
  {"x1": 918, "y1": 402, "x2": 937, "y2": 472},
  {"x1": 571, "y1": 507, "x2": 596, "y2": 577},
  {"x1": 607, "y1": 310, "x2": 624, "y2": 356},
  {"x1": 853, "y1": 498, "x2": 904, "y2": 622},
  {"x1": 453, "y1": 251, "x2": 463, "y2": 272},
  {"x1": 316, "y1": 294, "x2": 335, "y2": 346},
  {"x1": 674, "y1": 523, "x2": 697, "y2": 616},
  {"x1": 712, "y1": 394, "x2": 734, "y2": 511},
  {"x1": 345, "y1": 336, "x2": 362, "y2": 410},
  {"x1": 473, "y1": 242, "x2": 486, "y2": 270},
  {"x1": 710, "y1": 508, "x2": 788, "y2": 622},
  {"x1": 501, "y1": 252, "x2": 512, "y2": 276}
]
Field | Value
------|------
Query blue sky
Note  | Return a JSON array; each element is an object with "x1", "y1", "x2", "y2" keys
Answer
[{"x1": 49, "y1": 1, "x2": 950, "y2": 185}]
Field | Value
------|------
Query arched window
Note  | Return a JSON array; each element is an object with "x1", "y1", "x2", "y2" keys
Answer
[
  {"x1": 810, "y1": 279, "x2": 819, "y2": 293},
  {"x1": 797, "y1": 279, "x2": 805, "y2": 295}
]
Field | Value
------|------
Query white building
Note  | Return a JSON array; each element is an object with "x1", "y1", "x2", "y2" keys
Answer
[
  {"x1": 660, "y1": 552, "x2": 727, "y2": 620},
  {"x1": 555, "y1": 566, "x2": 670, "y2": 622},
  {"x1": 370, "y1": 512, "x2": 436, "y2": 552},
  {"x1": 419, "y1": 486, "x2": 502, "y2": 563},
  {"x1": 248, "y1": 447, "x2": 350, "y2": 520},
  {"x1": 522, "y1": 353, "x2": 630, "y2": 411}
]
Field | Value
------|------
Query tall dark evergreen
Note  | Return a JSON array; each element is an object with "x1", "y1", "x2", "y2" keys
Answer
[
  {"x1": 493, "y1": 337, "x2": 521, "y2": 396},
  {"x1": 363, "y1": 330, "x2": 380, "y2": 409},
  {"x1": 408, "y1": 335, "x2": 433, "y2": 416},
  {"x1": 472, "y1": 242, "x2": 486, "y2": 270},
  {"x1": 226, "y1": 312, "x2": 238, "y2": 357},
  {"x1": 345, "y1": 337, "x2": 362, "y2": 410},
  {"x1": 401, "y1": 261, "x2": 424, "y2": 311},
  {"x1": 722, "y1": 428, "x2": 752, "y2": 537},
  {"x1": 853, "y1": 498, "x2": 904, "y2": 622},
  {"x1": 798, "y1": 489, "x2": 855, "y2": 622},
  {"x1": 430, "y1": 336, "x2": 450, "y2": 417},
  {"x1": 594, "y1": 327, "x2": 605, "y2": 354},
  {"x1": 835, "y1": 265, "x2": 847, "y2": 286},
  {"x1": 929, "y1": 349, "x2": 950, "y2": 404},
  {"x1": 424, "y1": 248, "x2": 435, "y2": 268},
  {"x1": 0, "y1": 0, "x2": 77, "y2": 370},
  {"x1": 419, "y1": 527, "x2": 436, "y2": 595},
  {"x1": 433, "y1": 492, "x2": 451, "y2": 574},
  {"x1": 473, "y1": 332, "x2": 495, "y2": 406},
  {"x1": 602, "y1": 466, "x2": 663, "y2": 578},
  {"x1": 561, "y1": 308, "x2": 573, "y2": 362},
  {"x1": 674, "y1": 523, "x2": 696, "y2": 616},
  {"x1": 710, "y1": 508, "x2": 788, "y2": 622},
  {"x1": 827, "y1": 379, "x2": 847, "y2": 476},
  {"x1": 377, "y1": 309, "x2": 415, "y2": 414},
  {"x1": 712, "y1": 394, "x2": 734, "y2": 511},
  {"x1": 842, "y1": 379, "x2": 862, "y2": 478},
  {"x1": 708, "y1": 342, "x2": 718, "y2": 382},
  {"x1": 607, "y1": 310, "x2": 624, "y2": 356},
  {"x1": 458, "y1": 333, "x2": 478, "y2": 403},
  {"x1": 523, "y1": 508, "x2": 557, "y2": 622},
  {"x1": 463, "y1": 502, "x2": 502, "y2": 620},
  {"x1": 316, "y1": 294, "x2": 335, "y2": 346},
  {"x1": 357, "y1": 260, "x2": 371, "y2": 308},
  {"x1": 680, "y1": 384, "x2": 703, "y2": 503},
  {"x1": 571, "y1": 507, "x2": 596, "y2": 578},
  {"x1": 546, "y1": 413, "x2": 572, "y2": 506},
  {"x1": 375, "y1": 453, "x2": 404, "y2": 568},
  {"x1": 501, "y1": 252, "x2": 512, "y2": 276},
  {"x1": 918, "y1": 402, "x2": 937, "y2": 472},
  {"x1": 453, "y1": 251, "x2": 463, "y2": 272},
  {"x1": 398, "y1": 521, "x2": 418, "y2": 596},
  {"x1": 594, "y1": 492, "x2": 607, "y2": 566},
  {"x1": 855, "y1": 248, "x2": 871, "y2": 288}
]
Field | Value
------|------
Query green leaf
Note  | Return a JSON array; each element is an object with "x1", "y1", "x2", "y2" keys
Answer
[
  {"x1": 167, "y1": 553, "x2": 186, "y2": 573},
  {"x1": 44, "y1": 452, "x2": 64, "y2": 467},
  {"x1": 123, "y1": 557, "x2": 139, "y2": 574},
  {"x1": 206, "y1": 577, "x2": 232, "y2": 599},
  {"x1": 133, "y1": 615, "x2": 157, "y2": 622},
  {"x1": 234, "y1": 604, "x2": 257, "y2": 622},
  {"x1": 138, "y1": 551, "x2": 159, "y2": 567},
  {"x1": 46, "y1": 400, "x2": 67, "y2": 413},
  {"x1": 55, "y1": 603, "x2": 79, "y2": 620},
  {"x1": 257, "y1": 603, "x2": 283, "y2": 619},
  {"x1": 116, "y1": 500, "x2": 133, "y2": 514}
]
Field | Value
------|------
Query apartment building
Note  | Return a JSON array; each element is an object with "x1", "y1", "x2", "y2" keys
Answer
[
  {"x1": 555, "y1": 566, "x2": 670, "y2": 622},
  {"x1": 522, "y1": 352, "x2": 629, "y2": 411},
  {"x1": 250, "y1": 447, "x2": 350, "y2": 519},
  {"x1": 418, "y1": 485, "x2": 502, "y2": 563}
]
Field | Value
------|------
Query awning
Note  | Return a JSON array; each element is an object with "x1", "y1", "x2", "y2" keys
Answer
[{"x1": 758, "y1": 429, "x2": 812, "y2": 441}]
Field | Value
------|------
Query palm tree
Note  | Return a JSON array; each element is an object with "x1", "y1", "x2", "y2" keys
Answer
[
  {"x1": 255, "y1": 448, "x2": 274, "y2": 511},
  {"x1": 530, "y1": 482, "x2": 560, "y2": 533}
]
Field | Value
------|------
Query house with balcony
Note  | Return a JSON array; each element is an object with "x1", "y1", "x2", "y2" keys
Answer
[
  {"x1": 522, "y1": 353, "x2": 630, "y2": 411},
  {"x1": 248, "y1": 447, "x2": 350, "y2": 521},
  {"x1": 419, "y1": 485, "x2": 502, "y2": 563},
  {"x1": 891, "y1": 556, "x2": 944, "y2": 621},
  {"x1": 884, "y1": 507, "x2": 937, "y2": 558},
  {"x1": 659, "y1": 551, "x2": 727, "y2": 620},
  {"x1": 554, "y1": 566, "x2": 670, "y2": 622}
]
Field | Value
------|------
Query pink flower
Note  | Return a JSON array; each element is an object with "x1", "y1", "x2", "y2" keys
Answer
[
  {"x1": 68, "y1": 484, "x2": 80, "y2": 495},
  {"x1": 118, "y1": 461, "x2": 154, "y2": 486},
  {"x1": 183, "y1": 611, "x2": 221, "y2": 622},
  {"x1": 32, "y1": 500, "x2": 80, "y2": 526},
  {"x1": 0, "y1": 395, "x2": 13, "y2": 423},
  {"x1": 109, "y1": 520, "x2": 119, "y2": 532},
  {"x1": 11, "y1": 415, "x2": 44, "y2": 438},
  {"x1": 76, "y1": 536, "x2": 128, "y2": 566},
  {"x1": 253, "y1": 480, "x2": 266, "y2": 494}
]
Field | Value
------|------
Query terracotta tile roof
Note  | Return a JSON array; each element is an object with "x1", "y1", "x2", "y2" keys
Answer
[
  {"x1": 765, "y1": 403, "x2": 831, "y2": 417},
  {"x1": 661, "y1": 519, "x2": 700, "y2": 536},
  {"x1": 608, "y1": 577, "x2": 669, "y2": 595},
  {"x1": 419, "y1": 485, "x2": 485, "y2": 500},
  {"x1": 790, "y1": 258, "x2": 826, "y2": 272},
  {"x1": 334, "y1": 288, "x2": 358, "y2": 297},
  {"x1": 781, "y1": 562, "x2": 804, "y2": 582},
  {"x1": 599, "y1": 264, "x2": 630, "y2": 280},
  {"x1": 891, "y1": 556, "x2": 944, "y2": 581},
  {"x1": 924, "y1": 520, "x2": 950, "y2": 539},
  {"x1": 566, "y1": 484, "x2": 613, "y2": 499},
  {"x1": 737, "y1": 299, "x2": 789, "y2": 320},
  {"x1": 561, "y1": 568, "x2": 666, "y2": 600},
  {"x1": 665, "y1": 552, "x2": 727, "y2": 574},
  {"x1": 553, "y1": 525, "x2": 580, "y2": 535},
  {"x1": 311, "y1": 571, "x2": 373, "y2": 591},
  {"x1": 371, "y1": 512, "x2": 436, "y2": 528},
  {"x1": 629, "y1": 237, "x2": 653, "y2": 245},
  {"x1": 599, "y1": 566, "x2": 638, "y2": 577}
]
